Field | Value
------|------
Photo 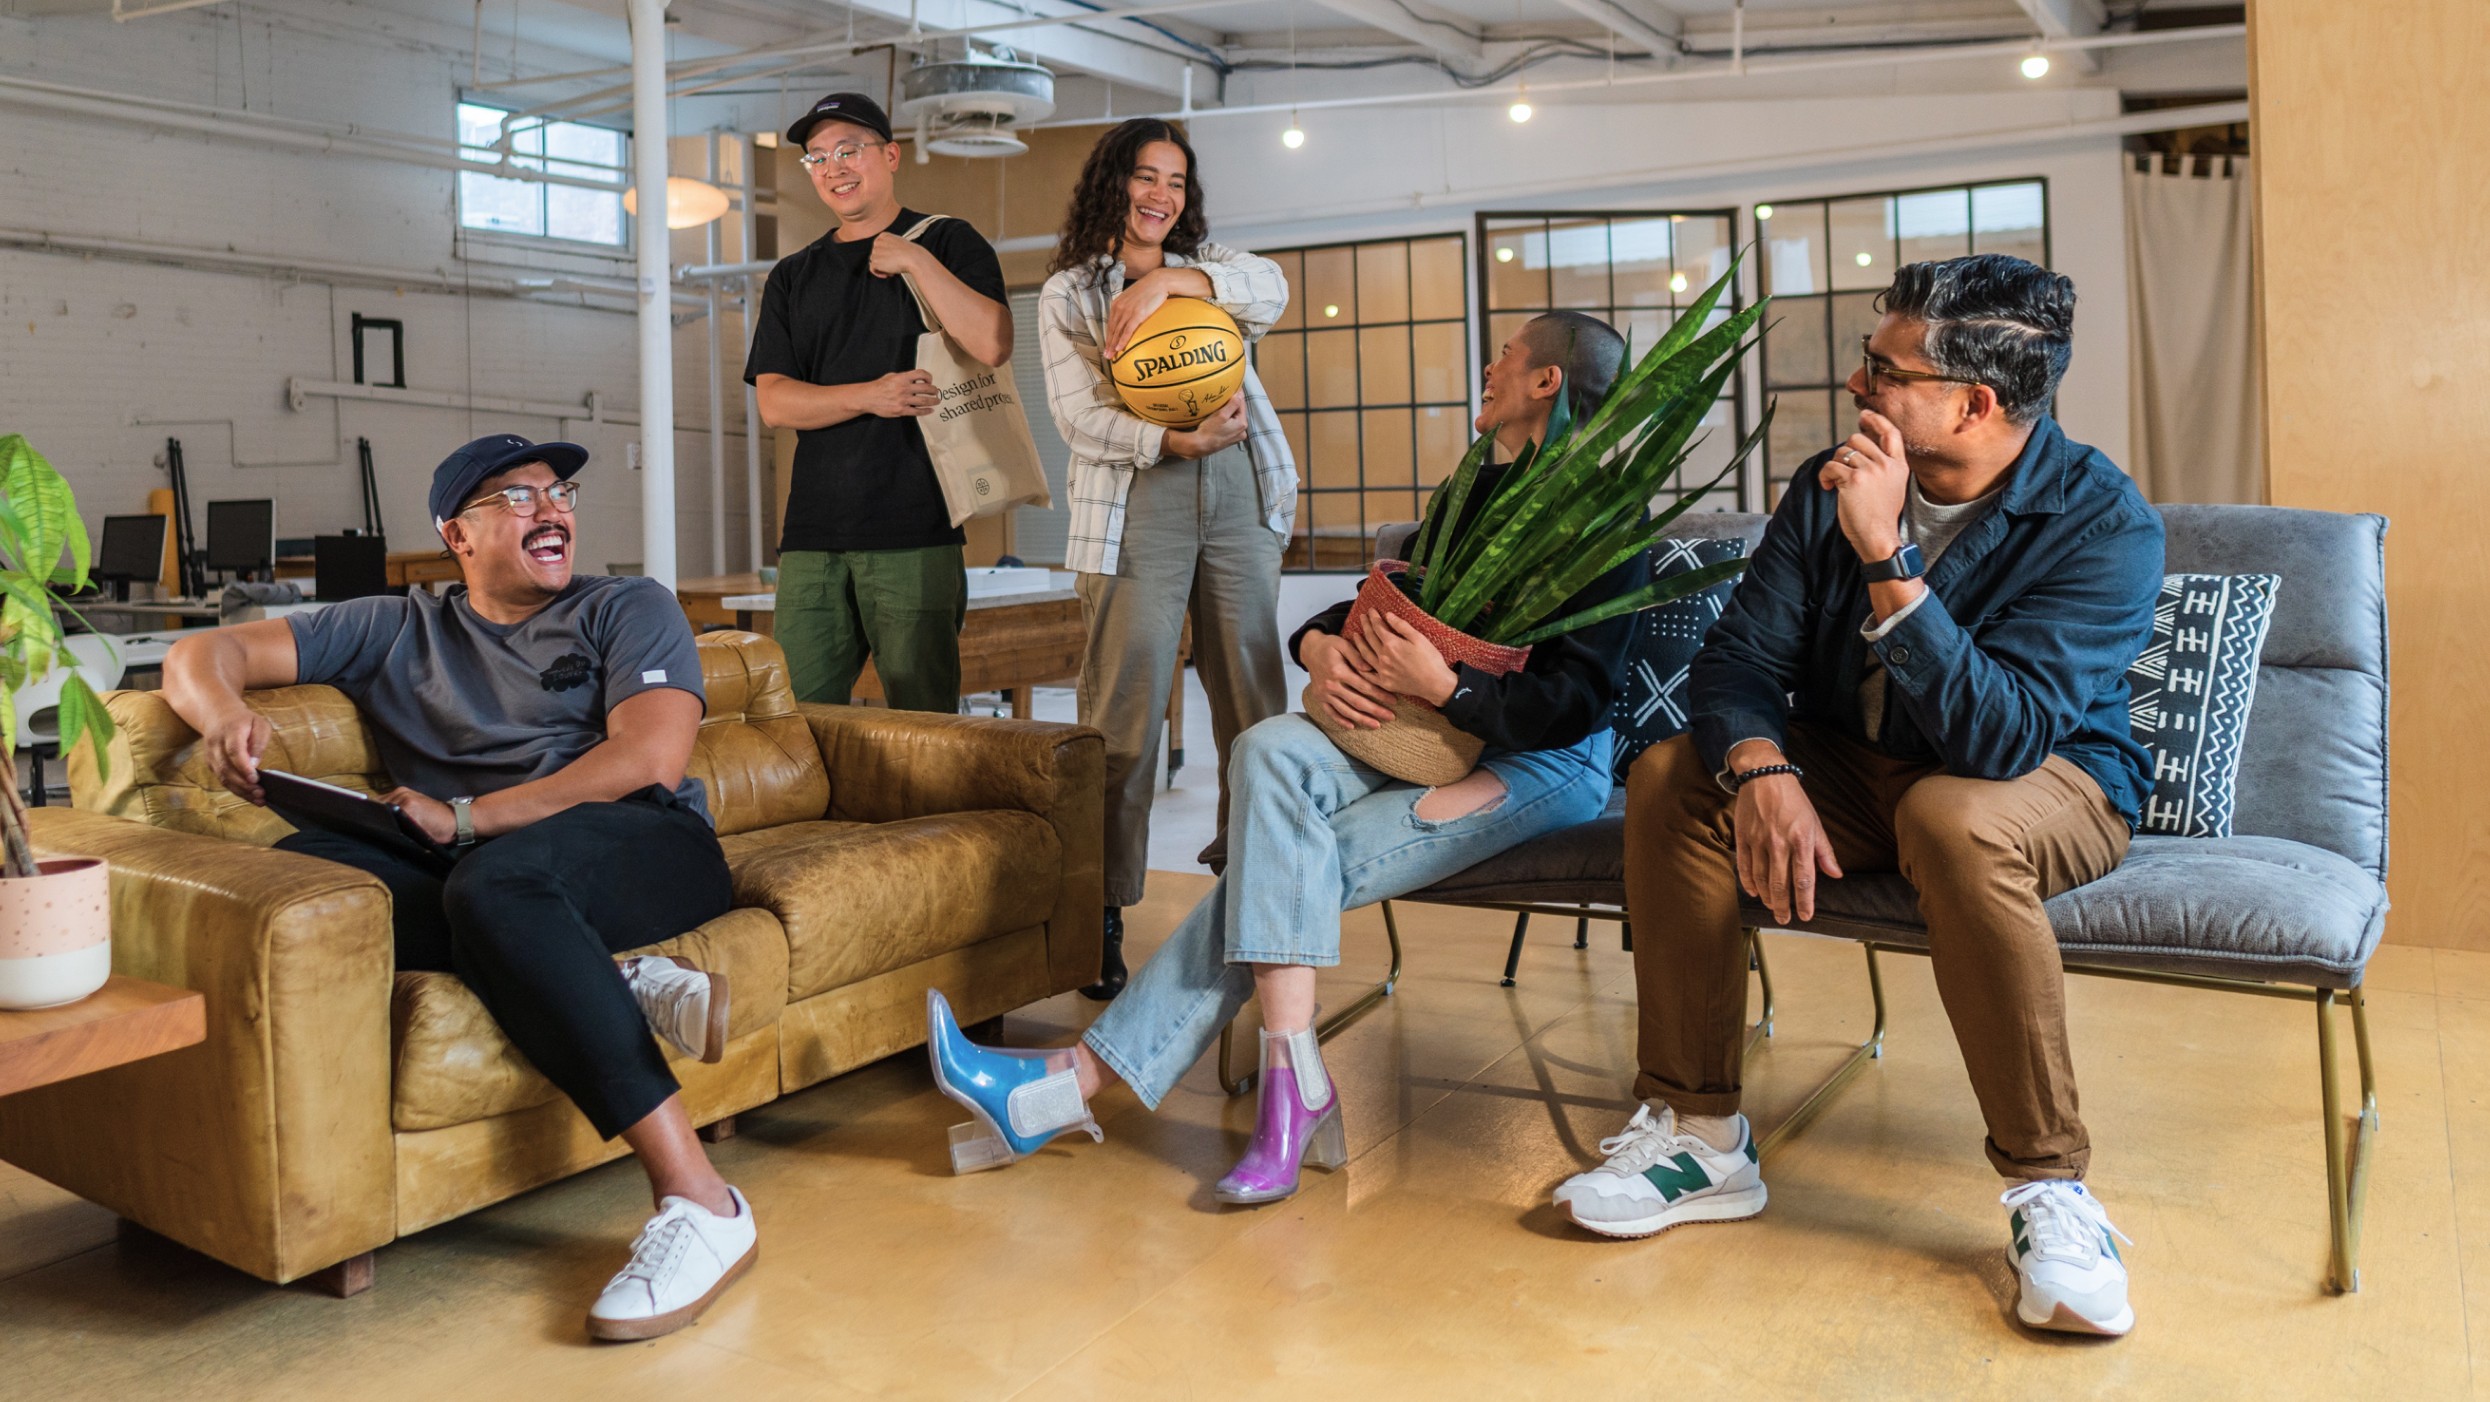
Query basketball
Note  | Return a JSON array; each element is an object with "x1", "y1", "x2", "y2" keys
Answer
[{"x1": 1107, "y1": 297, "x2": 1248, "y2": 428}]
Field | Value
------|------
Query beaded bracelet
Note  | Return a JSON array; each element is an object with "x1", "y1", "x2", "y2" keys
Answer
[{"x1": 1729, "y1": 762, "x2": 1805, "y2": 792}]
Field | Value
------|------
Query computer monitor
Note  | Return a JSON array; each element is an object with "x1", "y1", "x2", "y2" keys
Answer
[
  {"x1": 314, "y1": 534, "x2": 391, "y2": 602},
  {"x1": 94, "y1": 514, "x2": 169, "y2": 601},
  {"x1": 204, "y1": 498, "x2": 275, "y2": 580}
]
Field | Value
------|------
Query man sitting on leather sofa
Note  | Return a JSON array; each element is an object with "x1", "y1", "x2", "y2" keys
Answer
[{"x1": 160, "y1": 433, "x2": 755, "y2": 1342}]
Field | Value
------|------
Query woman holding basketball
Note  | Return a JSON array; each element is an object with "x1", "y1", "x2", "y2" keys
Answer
[
  {"x1": 927, "y1": 300, "x2": 1642, "y2": 1209},
  {"x1": 1029, "y1": 117, "x2": 1297, "y2": 1001}
]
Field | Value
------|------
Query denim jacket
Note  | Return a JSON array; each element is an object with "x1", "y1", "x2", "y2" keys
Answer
[{"x1": 1689, "y1": 417, "x2": 2164, "y2": 827}]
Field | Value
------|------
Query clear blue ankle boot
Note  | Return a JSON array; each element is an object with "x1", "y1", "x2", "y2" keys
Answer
[{"x1": 925, "y1": 989, "x2": 1103, "y2": 1174}]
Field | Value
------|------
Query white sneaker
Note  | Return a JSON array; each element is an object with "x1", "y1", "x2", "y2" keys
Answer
[
  {"x1": 1554, "y1": 1104, "x2": 1767, "y2": 1238},
  {"x1": 623, "y1": 956, "x2": 729, "y2": 1063},
  {"x1": 587, "y1": 1187, "x2": 757, "y2": 1341},
  {"x1": 2001, "y1": 1180, "x2": 2135, "y2": 1336}
]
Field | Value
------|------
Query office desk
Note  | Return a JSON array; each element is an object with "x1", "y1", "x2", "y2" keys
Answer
[
  {"x1": 274, "y1": 550, "x2": 463, "y2": 590},
  {"x1": 76, "y1": 600, "x2": 223, "y2": 628}
]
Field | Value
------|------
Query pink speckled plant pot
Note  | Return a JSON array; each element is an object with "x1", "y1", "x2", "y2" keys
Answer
[{"x1": 0, "y1": 858, "x2": 112, "y2": 1010}]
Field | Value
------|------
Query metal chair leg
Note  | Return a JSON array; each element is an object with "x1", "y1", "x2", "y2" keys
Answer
[
  {"x1": 1500, "y1": 912, "x2": 1530, "y2": 988},
  {"x1": 1755, "y1": 942, "x2": 1887, "y2": 1160},
  {"x1": 1743, "y1": 928, "x2": 1776, "y2": 1056},
  {"x1": 2316, "y1": 988, "x2": 2377, "y2": 1294},
  {"x1": 1574, "y1": 910, "x2": 1590, "y2": 950},
  {"x1": 1218, "y1": 899, "x2": 1408, "y2": 1096},
  {"x1": 1621, "y1": 920, "x2": 1632, "y2": 953}
]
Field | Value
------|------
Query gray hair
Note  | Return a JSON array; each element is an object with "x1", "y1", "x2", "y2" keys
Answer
[{"x1": 1875, "y1": 254, "x2": 2075, "y2": 425}]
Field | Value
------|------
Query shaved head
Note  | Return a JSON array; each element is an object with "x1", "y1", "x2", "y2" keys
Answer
[{"x1": 1519, "y1": 311, "x2": 1626, "y2": 422}]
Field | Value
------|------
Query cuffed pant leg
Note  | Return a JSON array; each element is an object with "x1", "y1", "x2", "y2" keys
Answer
[
  {"x1": 774, "y1": 550, "x2": 870, "y2": 705},
  {"x1": 1622, "y1": 735, "x2": 1752, "y2": 1115},
  {"x1": 853, "y1": 544, "x2": 967, "y2": 714},
  {"x1": 439, "y1": 793, "x2": 736, "y2": 1140},
  {"x1": 1893, "y1": 756, "x2": 2130, "y2": 1180}
]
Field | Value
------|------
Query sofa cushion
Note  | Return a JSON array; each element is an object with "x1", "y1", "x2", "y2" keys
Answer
[
  {"x1": 688, "y1": 633, "x2": 830, "y2": 837},
  {"x1": 1734, "y1": 835, "x2": 2387, "y2": 990},
  {"x1": 2126, "y1": 572, "x2": 2278, "y2": 838},
  {"x1": 390, "y1": 905, "x2": 790, "y2": 1132},
  {"x1": 719, "y1": 812, "x2": 1062, "y2": 1001},
  {"x1": 1607, "y1": 537, "x2": 1748, "y2": 783}
]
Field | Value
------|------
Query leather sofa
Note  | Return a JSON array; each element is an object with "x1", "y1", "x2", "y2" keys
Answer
[{"x1": 0, "y1": 631, "x2": 1102, "y2": 1291}]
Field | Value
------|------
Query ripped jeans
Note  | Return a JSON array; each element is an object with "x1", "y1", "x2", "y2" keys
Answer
[{"x1": 1083, "y1": 712, "x2": 1615, "y2": 1108}]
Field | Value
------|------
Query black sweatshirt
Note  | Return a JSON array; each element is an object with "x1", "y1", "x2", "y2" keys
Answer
[{"x1": 1289, "y1": 462, "x2": 1649, "y2": 754}]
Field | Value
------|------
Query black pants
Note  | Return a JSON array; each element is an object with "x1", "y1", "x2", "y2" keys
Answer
[{"x1": 278, "y1": 787, "x2": 735, "y2": 1140}]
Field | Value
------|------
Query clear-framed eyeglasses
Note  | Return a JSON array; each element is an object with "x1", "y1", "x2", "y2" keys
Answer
[
  {"x1": 461, "y1": 480, "x2": 581, "y2": 518},
  {"x1": 799, "y1": 139, "x2": 886, "y2": 173}
]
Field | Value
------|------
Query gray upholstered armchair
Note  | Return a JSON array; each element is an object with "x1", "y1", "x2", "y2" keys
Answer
[{"x1": 1308, "y1": 505, "x2": 2389, "y2": 1295}]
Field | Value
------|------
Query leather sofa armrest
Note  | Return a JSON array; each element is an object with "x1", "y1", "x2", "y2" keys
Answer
[
  {"x1": 797, "y1": 704, "x2": 1106, "y2": 992},
  {"x1": 0, "y1": 808, "x2": 398, "y2": 1285}
]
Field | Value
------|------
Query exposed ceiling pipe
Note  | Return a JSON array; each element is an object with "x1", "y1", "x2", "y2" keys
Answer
[{"x1": 1026, "y1": 21, "x2": 2246, "y2": 128}]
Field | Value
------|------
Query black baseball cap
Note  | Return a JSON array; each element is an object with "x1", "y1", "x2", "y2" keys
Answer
[
  {"x1": 786, "y1": 91, "x2": 894, "y2": 148},
  {"x1": 430, "y1": 433, "x2": 587, "y2": 536}
]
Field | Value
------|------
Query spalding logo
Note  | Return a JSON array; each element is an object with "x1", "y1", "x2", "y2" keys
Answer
[{"x1": 1128, "y1": 340, "x2": 1230, "y2": 382}]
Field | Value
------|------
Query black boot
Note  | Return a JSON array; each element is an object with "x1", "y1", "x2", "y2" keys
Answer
[{"x1": 1080, "y1": 906, "x2": 1128, "y2": 1001}]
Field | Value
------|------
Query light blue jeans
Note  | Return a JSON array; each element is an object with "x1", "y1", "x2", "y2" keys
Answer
[{"x1": 1082, "y1": 712, "x2": 1616, "y2": 1108}]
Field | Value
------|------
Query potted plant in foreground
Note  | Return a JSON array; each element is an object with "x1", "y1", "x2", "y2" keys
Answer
[
  {"x1": 0, "y1": 433, "x2": 118, "y2": 1010},
  {"x1": 1307, "y1": 262, "x2": 1771, "y2": 785}
]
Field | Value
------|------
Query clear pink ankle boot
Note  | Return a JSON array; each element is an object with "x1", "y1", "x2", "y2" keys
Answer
[{"x1": 1214, "y1": 1025, "x2": 1347, "y2": 1205}]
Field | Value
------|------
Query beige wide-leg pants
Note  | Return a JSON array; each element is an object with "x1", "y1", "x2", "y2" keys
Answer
[{"x1": 1075, "y1": 445, "x2": 1286, "y2": 907}]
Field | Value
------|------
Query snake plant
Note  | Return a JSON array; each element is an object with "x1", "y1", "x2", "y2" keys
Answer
[{"x1": 1402, "y1": 256, "x2": 1772, "y2": 648}]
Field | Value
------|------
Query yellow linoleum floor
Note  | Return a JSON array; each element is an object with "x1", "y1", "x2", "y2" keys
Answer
[{"x1": 3, "y1": 873, "x2": 2485, "y2": 1400}]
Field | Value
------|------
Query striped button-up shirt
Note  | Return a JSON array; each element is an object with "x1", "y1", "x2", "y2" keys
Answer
[{"x1": 1037, "y1": 245, "x2": 1298, "y2": 576}]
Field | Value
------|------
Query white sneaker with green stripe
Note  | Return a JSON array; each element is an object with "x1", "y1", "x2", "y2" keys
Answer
[
  {"x1": 1554, "y1": 1104, "x2": 1766, "y2": 1239},
  {"x1": 2001, "y1": 1180, "x2": 2135, "y2": 1336}
]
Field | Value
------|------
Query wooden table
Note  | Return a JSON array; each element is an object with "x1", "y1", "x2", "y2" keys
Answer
[
  {"x1": 274, "y1": 550, "x2": 464, "y2": 589},
  {"x1": 680, "y1": 579, "x2": 1193, "y2": 772},
  {"x1": 0, "y1": 976, "x2": 205, "y2": 1098}
]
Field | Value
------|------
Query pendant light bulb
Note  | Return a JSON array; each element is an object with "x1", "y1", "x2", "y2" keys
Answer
[
  {"x1": 2021, "y1": 52, "x2": 2051, "y2": 79},
  {"x1": 1509, "y1": 85, "x2": 1532, "y2": 123},
  {"x1": 1282, "y1": 111, "x2": 1306, "y2": 149}
]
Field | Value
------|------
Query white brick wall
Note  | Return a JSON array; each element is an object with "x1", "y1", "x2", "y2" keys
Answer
[{"x1": 0, "y1": 0, "x2": 756, "y2": 575}]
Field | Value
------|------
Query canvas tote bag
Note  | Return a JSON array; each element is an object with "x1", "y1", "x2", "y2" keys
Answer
[{"x1": 896, "y1": 215, "x2": 1051, "y2": 525}]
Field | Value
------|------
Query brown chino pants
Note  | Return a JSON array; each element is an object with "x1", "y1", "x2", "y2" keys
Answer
[{"x1": 1623, "y1": 725, "x2": 2130, "y2": 1179}]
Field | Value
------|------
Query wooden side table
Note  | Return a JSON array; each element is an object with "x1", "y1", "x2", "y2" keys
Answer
[{"x1": 0, "y1": 976, "x2": 205, "y2": 1098}]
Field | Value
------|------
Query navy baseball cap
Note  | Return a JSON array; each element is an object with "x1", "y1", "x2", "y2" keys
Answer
[
  {"x1": 430, "y1": 433, "x2": 587, "y2": 537},
  {"x1": 786, "y1": 91, "x2": 894, "y2": 148}
]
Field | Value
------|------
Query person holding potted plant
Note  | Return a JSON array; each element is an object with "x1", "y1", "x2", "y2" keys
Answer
[
  {"x1": 1032, "y1": 117, "x2": 1297, "y2": 1001},
  {"x1": 1555, "y1": 255, "x2": 2163, "y2": 1339},
  {"x1": 924, "y1": 311, "x2": 1687, "y2": 1202}
]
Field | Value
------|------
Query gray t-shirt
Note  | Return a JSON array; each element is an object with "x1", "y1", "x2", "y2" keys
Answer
[
  {"x1": 1859, "y1": 479, "x2": 2004, "y2": 741},
  {"x1": 286, "y1": 575, "x2": 710, "y2": 823}
]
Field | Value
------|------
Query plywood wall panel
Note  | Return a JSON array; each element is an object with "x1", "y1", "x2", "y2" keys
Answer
[{"x1": 2250, "y1": 0, "x2": 2490, "y2": 949}]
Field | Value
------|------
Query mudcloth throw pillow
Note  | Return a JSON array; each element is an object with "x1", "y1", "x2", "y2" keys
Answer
[
  {"x1": 1607, "y1": 536, "x2": 1748, "y2": 784},
  {"x1": 2126, "y1": 571, "x2": 2280, "y2": 837}
]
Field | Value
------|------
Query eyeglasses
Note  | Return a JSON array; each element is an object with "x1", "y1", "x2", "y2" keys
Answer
[
  {"x1": 1858, "y1": 335, "x2": 1984, "y2": 393},
  {"x1": 461, "y1": 480, "x2": 581, "y2": 518},
  {"x1": 799, "y1": 140, "x2": 886, "y2": 172}
]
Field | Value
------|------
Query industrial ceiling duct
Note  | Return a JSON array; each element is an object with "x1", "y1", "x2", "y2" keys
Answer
[{"x1": 897, "y1": 49, "x2": 1055, "y2": 158}]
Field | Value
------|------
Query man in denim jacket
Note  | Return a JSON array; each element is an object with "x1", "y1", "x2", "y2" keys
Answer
[{"x1": 1553, "y1": 255, "x2": 2163, "y2": 1338}]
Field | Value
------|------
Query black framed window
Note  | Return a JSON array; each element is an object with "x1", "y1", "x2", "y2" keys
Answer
[
  {"x1": 1257, "y1": 235, "x2": 1471, "y2": 572},
  {"x1": 1477, "y1": 209, "x2": 1750, "y2": 513},
  {"x1": 1757, "y1": 179, "x2": 2051, "y2": 500}
]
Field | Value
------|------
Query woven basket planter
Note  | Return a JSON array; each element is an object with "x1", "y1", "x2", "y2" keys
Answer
[{"x1": 1305, "y1": 561, "x2": 1531, "y2": 786}]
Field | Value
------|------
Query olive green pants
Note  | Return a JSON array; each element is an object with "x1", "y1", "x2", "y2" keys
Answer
[{"x1": 773, "y1": 545, "x2": 967, "y2": 713}]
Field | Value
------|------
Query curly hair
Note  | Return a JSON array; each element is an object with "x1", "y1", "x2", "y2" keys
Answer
[{"x1": 1047, "y1": 119, "x2": 1209, "y2": 279}]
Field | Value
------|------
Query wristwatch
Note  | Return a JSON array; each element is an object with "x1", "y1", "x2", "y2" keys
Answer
[
  {"x1": 1861, "y1": 540, "x2": 1925, "y2": 584},
  {"x1": 450, "y1": 796, "x2": 477, "y2": 848}
]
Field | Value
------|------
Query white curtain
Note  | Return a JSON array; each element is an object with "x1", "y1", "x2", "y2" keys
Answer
[{"x1": 2125, "y1": 154, "x2": 2265, "y2": 504}]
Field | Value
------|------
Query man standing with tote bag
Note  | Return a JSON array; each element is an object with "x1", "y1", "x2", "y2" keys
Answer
[{"x1": 747, "y1": 92, "x2": 1012, "y2": 713}]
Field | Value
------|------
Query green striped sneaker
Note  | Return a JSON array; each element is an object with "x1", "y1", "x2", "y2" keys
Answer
[
  {"x1": 2001, "y1": 1180, "x2": 2135, "y2": 1336},
  {"x1": 1555, "y1": 1104, "x2": 1766, "y2": 1239}
]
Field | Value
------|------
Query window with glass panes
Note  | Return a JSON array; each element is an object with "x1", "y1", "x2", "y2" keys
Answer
[
  {"x1": 1256, "y1": 235, "x2": 1471, "y2": 572},
  {"x1": 1757, "y1": 180, "x2": 2050, "y2": 500},
  {"x1": 1477, "y1": 210, "x2": 1750, "y2": 512},
  {"x1": 456, "y1": 102, "x2": 628, "y2": 247}
]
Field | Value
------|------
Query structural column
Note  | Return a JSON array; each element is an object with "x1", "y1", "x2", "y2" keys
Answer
[
  {"x1": 2248, "y1": 0, "x2": 2490, "y2": 949},
  {"x1": 628, "y1": 0, "x2": 677, "y2": 588}
]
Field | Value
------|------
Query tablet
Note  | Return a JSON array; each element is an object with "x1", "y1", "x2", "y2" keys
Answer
[{"x1": 260, "y1": 769, "x2": 460, "y2": 874}]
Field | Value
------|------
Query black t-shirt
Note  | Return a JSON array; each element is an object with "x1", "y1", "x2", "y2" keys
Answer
[{"x1": 743, "y1": 210, "x2": 1008, "y2": 553}]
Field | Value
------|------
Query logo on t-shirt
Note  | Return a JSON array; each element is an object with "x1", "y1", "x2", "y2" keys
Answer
[{"x1": 538, "y1": 652, "x2": 594, "y2": 693}]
